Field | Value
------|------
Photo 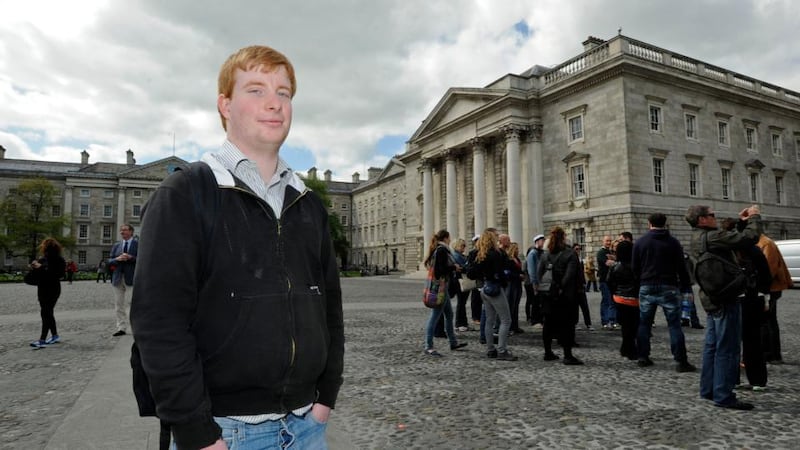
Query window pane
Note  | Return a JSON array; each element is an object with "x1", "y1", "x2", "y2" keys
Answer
[{"x1": 653, "y1": 159, "x2": 663, "y2": 193}]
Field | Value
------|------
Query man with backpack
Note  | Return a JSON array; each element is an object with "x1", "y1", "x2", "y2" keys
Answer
[{"x1": 685, "y1": 204, "x2": 762, "y2": 410}]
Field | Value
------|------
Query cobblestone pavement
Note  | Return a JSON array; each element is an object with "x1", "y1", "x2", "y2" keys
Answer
[{"x1": 1, "y1": 278, "x2": 799, "y2": 449}]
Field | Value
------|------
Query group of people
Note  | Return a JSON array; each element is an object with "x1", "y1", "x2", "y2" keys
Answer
[{"x1": 421, "y1": 203, "x2": 793, "y2": 412}]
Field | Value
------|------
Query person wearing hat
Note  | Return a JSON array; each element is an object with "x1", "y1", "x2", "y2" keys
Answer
[{"x1": 525, "y1": 234, "x2": 546, "y2": 327}]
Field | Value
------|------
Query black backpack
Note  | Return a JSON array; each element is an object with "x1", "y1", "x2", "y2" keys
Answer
[{"x1": 690, "y1": 232, "x2": 748, "y2": 304}]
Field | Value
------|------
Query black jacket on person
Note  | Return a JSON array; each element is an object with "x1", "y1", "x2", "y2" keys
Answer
[
  {"x1": 34, "y1": 253, "x2": 66, "y2": 299},
  {"x1": 632, "y1": 228, "x2": 692, "y2": 291},
  {"x1": 537, "y1": 247, "x2": 579, "y2": 302},
  {"x1": 130, "y1": 157, "x2": 344, "y2": 449},
  {"x1": 607, "y1": 261, "x2": 639, "y2": 299}
]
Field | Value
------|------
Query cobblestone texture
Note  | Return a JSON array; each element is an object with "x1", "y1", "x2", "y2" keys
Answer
[{"x1": 1, "y1": 278, "x2": 799, "y2": 449}]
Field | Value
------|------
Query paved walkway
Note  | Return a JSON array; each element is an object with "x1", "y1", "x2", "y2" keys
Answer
[{"x1": 3, "y1": 278, "x2": 800, "y2": 449}]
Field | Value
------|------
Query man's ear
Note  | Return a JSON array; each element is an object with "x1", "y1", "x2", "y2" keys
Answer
[{"x1": 217, "y1": 94, "x2": 231, "y2": 120}]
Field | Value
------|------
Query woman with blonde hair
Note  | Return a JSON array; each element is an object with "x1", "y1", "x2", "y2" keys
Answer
[
  {"x1": 423, "y1": 229, "x2": 467, "y2": 357},
  {"x1": 473, "y1": 229, "x2": 518, "y2": 361},
  {"x1": 28, "y1": 237, "x2": 66, "y2": 348}
]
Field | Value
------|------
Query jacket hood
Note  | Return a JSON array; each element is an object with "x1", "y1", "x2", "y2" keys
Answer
[{"x1": 648, "y1": 228, "x2": 672, "y2": 240}]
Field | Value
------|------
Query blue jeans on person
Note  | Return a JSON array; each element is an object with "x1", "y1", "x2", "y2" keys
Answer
[
  {"x1": 171, "y1": 413, "x2": 328, "y2": 450},
  {"x1": 700, "y1": 301, "x2": 743, "y2": 406},
  {"x1": 637, "y1": 284, "x2": 688, "y2": 363},
  {"x1": 425, "y1": 296, "x2": 457, "y2": 350},
  {"x1": 599, "y1": 282, "x2": 616, "y2": 325}
]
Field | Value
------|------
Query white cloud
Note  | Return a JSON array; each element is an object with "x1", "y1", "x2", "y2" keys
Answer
[{"x1": 1, "y1": 0, "x2": 798, "y2": 179}]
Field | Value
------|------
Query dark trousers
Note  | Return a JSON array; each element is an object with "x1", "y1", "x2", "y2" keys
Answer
[
  {"x1": 616, "y1": 302, "x2": 639, "y2": 359},
  {"x1": 508, "y1": 281, "x2": 522, "y2": 331},
  {"x1": 576, "y1": 291, "x2": 592, "y2": 327},
  {"x1": 97, "y1": 272, "x2": 107, "y2": 282},
  {"x1": 527, "y1": 289, "x2": 543, "y2": 325},
  {"x1": 455, "y1": 289, "x2": 470, "y2": 328},
  {"x1": 741, "y1": 295, "x2": 768, "y2": 387},
  {"x1": 761, "y1": 292, "x2": 782, "y2": 361},
  {"x1": 470, "y1": 288, "x2": 483, "y2": 322},
  {"x1": 542, "y1": 294, "x2": 577, "y2": 357},
  {"x1": 38, "y1": 292, "x2": 60, "y2": 341},
  {"x1": 586, "y1": 280, "x2": 598, "y2": 292}
]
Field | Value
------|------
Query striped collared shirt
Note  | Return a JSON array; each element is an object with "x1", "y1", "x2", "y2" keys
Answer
[{"x1": 212, "y1": 140, "x2": 292, "y2": 219}]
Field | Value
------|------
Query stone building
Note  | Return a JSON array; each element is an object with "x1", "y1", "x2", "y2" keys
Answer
[
  {"x1": 399, "y1": 34, "x2": 800, "y2": 270},
  {"x1": 0, "y1": 146, "x2": 187, "y2": 270}
]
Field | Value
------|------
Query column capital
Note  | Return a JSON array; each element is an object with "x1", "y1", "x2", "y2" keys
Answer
[
  {"x1": 443, "y1": 148, "x2": 460, "y2": 161},
  {"x1": 420, "y1": 157, "x2": 433, "y2": 170},
  {"x1": 469, "y1": 137, "x2": 486, "y2": 150},
  {"x1": 500, "y1": 124, "x2": 528, "y2": 142},
  {"x1": 528, "y1": 124, "x2": 543, "y2": 142}
]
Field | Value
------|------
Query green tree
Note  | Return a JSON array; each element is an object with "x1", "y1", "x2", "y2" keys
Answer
[
  {"x1": 302, "y1": 176, "x2": 350, "y2": 268},
  {"x1": 0, "y1": 177, "x2": 74, "y2": 261}
]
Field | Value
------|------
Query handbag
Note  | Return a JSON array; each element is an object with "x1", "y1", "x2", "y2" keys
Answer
[
  {"x1": 458, "y1": 277, "x2": 477, "y2": 292},
  {"x1": 23, "y1": 270, "x2": 39, "y2": 286},
  {"x1": 422, "y1": 265, "x2": 447, "y2": 308},
  {"x1": 483, "y1": 279, "x2": 501, "y2": 296}
]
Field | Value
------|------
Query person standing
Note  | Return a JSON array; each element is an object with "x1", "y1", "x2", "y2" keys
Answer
[
  {"x1": 423, "y1": 230, "x2": 467, "y2": 356},
  {"x1": 96, "y1": 259, "x2": 108, "y2": 283},
  {"x1": 606, "y1": 240, "x2": 639, "y2": 360},
  {"x1": 756, "y1": 233, "x2": 794, "y2": 363},
  {"x1": 538, "y1": 227, "x2": 583, "y2": 365},
  {"x1": 474, "y1": 228, "x2": 518, "y2": 361},
  {"x1": 131, "y1": 45, "x2": 344, "y2": 449},
  {"x1": 507, "y1": 242, "x2": 525, "y2": 334},
  {"x1": 108, "y1": 224, "x2": 137, "y2": 337},
  {"x1": 584, "y1": 255, "x2": 598, "y2": 292},
  {"x1": 65, "y1": 259, "x2": 77, "y2": 284},
  {"x1": 632, "y1": 213, "x2": 695, "y2": 372},
  {"x1": 573, "y1": 243, "x2": 593, "y2": 331},
  {"x1": 451, "y1": 238, "x2": 471, "y2": 332},
  {"x1": 525, "y1": 234, "x2": 545, "y2": 327},
  {"x1": 28, "y1": 238, "x2": 67, "y2": 348},
  {"x1": 685, "y1": 204, "x2": 762, "y2": 410},
  {"x1": 597, "y1": 235, "x2": 618, "y2": 330}
]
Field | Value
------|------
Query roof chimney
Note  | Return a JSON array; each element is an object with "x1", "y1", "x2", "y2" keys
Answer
[
  {"x1": 582, "y1": 36, "x2": 605, "y2": 52},
  {"x1": 81, "y1": 150, "x2": 90, "y2": 165},
  {"x1": 0, "y1": 145, "x2": 5, "y2": 160},
  {"x1": 352, "y1": 172, "x2": 360, "y2": 183},
  {"x1": 126, "y1": 149, "x2": 135, "y2": 165},
  {"x1": 307, "y1": 167, "x2": 317, "y2": 179},
  {"x1": 367, "y1": 167, "x2": 381, "y2": 180},
  {"x1": 324, "y1": 169, "x2": 332, "y2": 182}
]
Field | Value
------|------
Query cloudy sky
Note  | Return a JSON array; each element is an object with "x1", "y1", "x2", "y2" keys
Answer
[{"x1": 2, "y1": 0, "x2": 798, "y2": 180}]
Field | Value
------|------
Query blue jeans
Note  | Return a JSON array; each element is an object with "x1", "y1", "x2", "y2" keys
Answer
[
  {"x1": 425, "y1": 296, "x2": 457, "y2": 349},
  {"x1": 171, "y1": 414, "x2": 328, "y2": 450},
  {"x1": 599, "y1": 282, "x2": 616, "y2": 325},
  {"x1": 481, "y1": 288, "x2": 511, "y2": 353},
  {"x1": 700, "y1": 302, "x2": 742, "y2": 406},
  {"x1": 637, "y1": 285, "x2": 688, "y2": 363}
]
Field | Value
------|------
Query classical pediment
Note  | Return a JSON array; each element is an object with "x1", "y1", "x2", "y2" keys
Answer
[
  {"x1": 410, "y1": 87, "x2": 508, "y2": 141},
  {"x1": 118, "y1": 156, "x2": 190, "y2": 180}
]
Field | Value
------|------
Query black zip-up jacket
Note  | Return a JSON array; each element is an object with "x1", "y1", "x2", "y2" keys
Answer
[{"x1": 131, "y1": 157, "x2": 344, "y2": 449}]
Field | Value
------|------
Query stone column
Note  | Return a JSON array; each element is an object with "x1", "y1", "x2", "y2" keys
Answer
[
  {"x1": 421, "y1": 159, "x2": 434, "y2": 246},
  {"x1": 503, "y1": 125, "x2": 524, "y2": 243},
  {"x1": 444, "y1": 149, "x2": 458, "y2": 234},
  {"x1": 62, "y1": 187, "x2": 73, "y2": 237},
  {"x1": 529, "y1": 124, "x2": 544, "y2": 235},
  {"x1": 116, "y1": 187, "x2": 127, "y2": 232},
  {"x1": 471, "y1": 138, "x2": 486, "y2": 235}
]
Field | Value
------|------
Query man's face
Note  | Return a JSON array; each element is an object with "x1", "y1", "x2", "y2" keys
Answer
[
  {"x1": 218, "y1": 66, "x2": 293, "y2": 154},
  {"x1": 120, "y1": 226, "x2": 133, "y2": 241},
  {"x1": 603, "y1": 236, "x2": 613, "y2": 249},
  {"x1": 698, "y1": 209, "x2": 718, "y2": 229},
  {"x1": 534, "y1": 239, "x2": 544, "y2": 249},
  {"x1": 498, "y1": 234, "x2": 510, "y2": 249}
]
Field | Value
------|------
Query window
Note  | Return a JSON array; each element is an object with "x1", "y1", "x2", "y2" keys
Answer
[
  {"x1": 78, "y1": 224, "x2": 89, "y2": 240},
  {"x1": 749, "y1": 173, "x2": 760, "y2": 202},
  {"x1": 570, "y1": 165, "x2": 585, "y2": 198},
  {"x1": 102, "y1": 224, "x2": 113, "y2": 242},
  {"x1": 133, "y1": 190, "x2": 142, "y2": 198},
  {"x1": 775, "y1": 176, "x2": 784, "y2": 205},
  {"x1": 103, "y1": 190, "x2": 114, "y2": 198},
  {"x1": 717, "y1": 121, "x2": 729, "y2": 146},
  {"x1": 745, "y1": 127, "x2": 757, "y2": 152},
  {"x1": 771, "y1": 133, "x2": 783, "y2": 157},
  {"x1": 689, "y1": 163, "x2": 699, "y2": 197},
  {"x1": 568, "y1": 115, "x2": 583, "y2": 143},
  {"x1": 80, "y1": 188, "x2": 90, "y2": 197},
  {"x1": 649, "y1": 105, "x2": 662, "y2": 133},
  {"x1": 79, "y1": 204, "x2": 90, "y2": 217},
  {"x1": 78, "y1": 251, "x2": 87, "y2": 265},
  {"x1": 103, "y1": 205, "x2": 113, "y2": 218},
  {"x1": 132, "y1": 204, "x2": 142, "y2": 217},
  {"x1": 652, "y1": 158, "x2": 664, "y2": 193},
  {"x1": 51, "y1": 205, "x2": 61, "y2": 217},
  {"x1": 573, "y1": 228, "x2": 586, "y2": 258},
  {"x1": 685, "y1": 114, "x2": 697, "y2": 140},
  {"x1": 341, "y1": 203, "x2": 348, "y2": 209},
  {"x1": 341, "y1": 215, "x2": 347, "y2": 225},
  {"x1": 721, "y1": 168, "x2": 732, "y2": 200}
]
